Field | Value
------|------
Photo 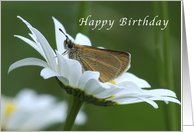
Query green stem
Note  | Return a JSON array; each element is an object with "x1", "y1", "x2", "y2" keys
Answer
[
  {"x1": 162, "y1": 2, "x2": 174, "y2": 90},
  {"x1": 62, "y1": 2, "x2": 91, "y2": 131},
  {"x1": 153, "y1": 2, "x2": 170, "y2": 130},
  {"x1": 153, "y1": 1, "x2": 166, "y2": 87},
  {"x1": 63, "y1": 97, "x2": 84, "y2": 131},
  {"x1": 153, "y1": 1, "x2": 179, "y2": 131},
  {"x1": 161, "y1": 1, "x2": 179, "y2": 131}
]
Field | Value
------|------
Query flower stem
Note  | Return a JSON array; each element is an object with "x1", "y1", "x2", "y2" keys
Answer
[
  {"x1": 153, "y1": 1, "x2": 179, "y2": 130},
  {"x1": 153, "y1": 1, "x2": 166, "y2": 87},
  {"x1": 62, "y1": 2, "x2": 91, "y2": 130},
  {"x1": 63, "y1": 97, "x2": 84, "y2": 131},
  {"x1": 161, "y1": 1, "x2": 179, "y2": 131}
]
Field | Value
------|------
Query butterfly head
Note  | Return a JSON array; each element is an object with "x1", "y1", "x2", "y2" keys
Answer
[
  {"x1": 64, "y1": 36, "x2": 75, "y2": 50},
  {"x1": 59, "y1": 28, "x2": 75, "y2": 50}
]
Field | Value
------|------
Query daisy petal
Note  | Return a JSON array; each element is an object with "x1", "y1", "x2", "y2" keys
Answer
[
  {"x1": 75, "y1": 110, "x2": 87, "y2": 125},
  {"x1": 111, "y1": 96, "x2": 142, "y2": 104},
  {"x1": 30, "y1": 27, "x2": 57, "y2": 72},
  {"x1": 8, "y1": 58, "x2": 49, "y2": 73},
  {"x1": 115, "y1": 72, "x2": 151, "y2": 88},
  {"x1": 17, "y1": 16, "x2": 38, "y2": 42},
  {"x1": 52, "y1": 17, "x2": 74, "y2": 55},
  {"x1": 84, "y1": 79, "x2": 108, "y2": 95},
  {"x1": 113, "y1": 95, "x2": 159, "y2": 108},
  {"x1": 78, "y1": 71, "x2": 100, "y2": 90},
  {"x1": 149, "y1": 97, "x2": 181, "y2": 105},
  {"x1": 57, "y1": 76, "x2": 69, "y2": 86},
  {"x1": 56, "y1": 50, "x2": 82, "y2": 87},
  {"x1": 40, "y1": 67, "x2": 62, "y2": 79},
  {"x1": 142, "y1": 89, "x2": 177, "y2": 98},
  {"x1": 75, "y1": 33, "x2": 92, "y2": 46},
  {"x1": 40, "y1": 67, "x2": 58, "y2": 79},
  {"x1": 94, "y1": 85, "x2": 123, "y2": 98},
  {"x1": 1, "y1": 95, "x2": 5, "y2": 121},
  {"x1": 17, "y1": 16, "x2": 33, "y2": 29},
  {"x1": 28, "y1": 33, "x2": 47, "y2": 59},
  {"x1": 138, "y1": 97, "x2": 158, "y2": 108},
  {"x1": 14, "y1": 35, "x2": 46, "y2": 59},
  {"x1": 52, "y1": 17, "x2": 67, "y2": 54},
  {"x1": 67, "y1": 59, "x2": 82, "y2": 87},
  {"x1": 116, "y1": 81, "x2": 142, "y2": 94},
  {"x1": 56, "y1": 51, "x2": 69, "y2": 77}
]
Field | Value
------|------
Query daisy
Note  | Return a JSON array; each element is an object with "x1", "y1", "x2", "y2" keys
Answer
[
  {"x1": 1, "y1": 88, "x2": 87, "y2": 131},
  {"x1": 8, "y1": 16, "x2": 180, "y2": 108}
]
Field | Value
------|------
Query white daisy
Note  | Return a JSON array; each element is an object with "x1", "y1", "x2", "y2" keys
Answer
[
  {"x1": 8, "y1": 16, "x2": 180, "y2": 108},
  {"x1": 1, "y1": 88, "x2": 87, "y2": 131}
]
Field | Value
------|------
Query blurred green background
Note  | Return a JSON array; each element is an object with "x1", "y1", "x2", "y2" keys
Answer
[{"x1": 1, "y1": 1, "x2": 181, "y2": 131}]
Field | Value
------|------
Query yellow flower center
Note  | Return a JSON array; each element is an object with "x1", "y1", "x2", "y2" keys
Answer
[
  {"x1": 107, "y1": 95, "x2": 115, "y2": 98},
  {"x1": 109, "y1": 80, "x2": 116, "y2": 85},
  {"x1": 2, "y1": 98, "x2": 17, "y2": 130},
  {"x1": 5, "y1": 99, "x2": 17, "y2": 116}
]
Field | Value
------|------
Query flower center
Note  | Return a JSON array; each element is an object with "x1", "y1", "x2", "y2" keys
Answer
[
  {"x1": 56, "y1": 77, "x2": 118, "y2": 106},
  {"x1": 2, "y1": 98, "x2": 17, "y2": 130},
  {"x1": 5, "y1": 99, "x2": 17, "y2": 116},
  {"x1": 109, "y1": 80, "x2": 116, "y2": 85}
]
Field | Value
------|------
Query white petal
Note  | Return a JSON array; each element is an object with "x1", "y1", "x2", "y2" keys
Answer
[
  {"x1": 94, "y1": 85, "x2": 123, "y2": 98},
  {"x1": 126, "y1": 64, "x2": 131, "y2": 71},
  {"x1": 115, "y1": 72, "x2": 151, "y2": 88},
  {"x1": 6, "y1": 110, "x2": 31, "y2": 130},
  {"x1": 142, "y1": 89, "x2": 177, "y2": 98},
  {"x1": 112, "y1": 94, "x2": 159, "y2": 108},
  {"x1": 52, "y1": 17, "x2": 67, "y2": 54},
  {"x1": 56, "y1": 51, "x2": 82, "y2": 87},
  {"x1": 8, "y1": 58, "x2": 49, "y2": 73},
  {"x1": 84, "y1": 79, "x2": 122, "y2": 99},
  {"x1": 75, "y1": 33, "x2": 92, "y2": 46},
  {"x1": 19, "y1": 91, "x2": 56, "y2": 109},
  {"x1": 29, "y1": 33, "x2": 47, "y2": 59},
  {"x1": 40, "y1": 67, "x2": 69, "y2": 85},
  {"x1": 115, "y1": 81, "x2": 142, "y2": 95},
  {"x1": 29, "y1": 33, "x2": 38, "y2": 44},
  {"x1": 17, "y1": 16, "x2": 38, "y2": 42},
  {"x1": 56, "y1": 51, "x2": 68, "y2": 77},
  {"x1": 32, "y1": 102, "x2": 68, "y2": 130},
  {"x1": 1, "y1": 95, "x2": 6, "y2": 121},
  {"x1": 138, "y1": 97, "x2": 158, "y2": 108},
  {"x1": 149, "y1": 97, "x2": 181, "y2": 105},
  {"x1": 78, "y1": 71, "x2": 100, "y2": 90},
  {"x1": 97, "y1": 47, "x2": 105, "y2": 49},
  {"x1": 56, "y1": 50, "x2": 78, "y2": 81},
  {"x1": 52, "y1": 17, "x2": 74, "y2": 55},
  {"x1": 17, "y1": 16, "x2": 33, "y2": 29},
  {"x1": 57, "y1": 76, "x2": 69, "y2": 86},
  {"x1": 14, "y1": 35, "x2": 46, "y2": 59},
  {"x1": 14, "y1": 89, "x2": 37, "y2": 108},
  {"x1": 75, "y1": 110, "x2": 87, "y2": 125},
  {"x1": 84, "y1": 79, "x2": 108, "y2": 96},
  {"x1": 30, "y1": 27, "x2": 57, "y2": 72},
  {"x1": 40, "y1": 67, "x2": 66, "y2": 80},
  {"x1": 111, "y1": 96, "x2": 144, "y2": 104}
]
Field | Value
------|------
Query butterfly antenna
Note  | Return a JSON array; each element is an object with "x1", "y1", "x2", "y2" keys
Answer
[{"x1": 59, "y1": 28, "x2": 69, "y2": 39}]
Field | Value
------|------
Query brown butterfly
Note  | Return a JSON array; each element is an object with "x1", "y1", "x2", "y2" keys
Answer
[{"x1": 60, "y1": 29, "x2": 131, "y2": 83}]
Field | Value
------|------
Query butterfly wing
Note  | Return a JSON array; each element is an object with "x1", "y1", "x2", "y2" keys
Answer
[
  {"x1": 69, "y1": 45, "x2": 130, "y2": 82},
  {"x1": 99, "y1": 48, "x2": 131, "y2": 77}
]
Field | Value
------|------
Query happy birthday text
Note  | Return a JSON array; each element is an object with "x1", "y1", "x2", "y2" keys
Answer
[{"x1": 79, "y1": 15, "x2": 169, "y2": 30}]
